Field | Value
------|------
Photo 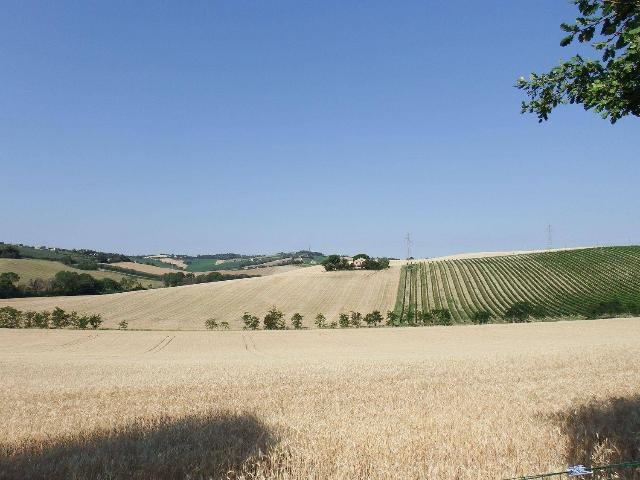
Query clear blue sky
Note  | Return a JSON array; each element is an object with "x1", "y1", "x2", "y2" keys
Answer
[{"x1": 1, "y1": 1, "x2": 637, "y2": 258}]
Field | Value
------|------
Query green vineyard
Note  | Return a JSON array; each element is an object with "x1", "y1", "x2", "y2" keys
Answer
[{"x1": 394, "y1": 246, "x2": 640, "y2": 323}]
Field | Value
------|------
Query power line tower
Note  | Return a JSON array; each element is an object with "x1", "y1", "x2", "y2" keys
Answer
[
  {"x1": 405, "y1": 233, "x2": 412, "y2": 260},
  {"x1": 546, "y1": 224, "x2": 553, "y2": 250}
]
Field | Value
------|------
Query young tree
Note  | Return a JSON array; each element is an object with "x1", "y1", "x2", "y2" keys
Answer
[
  {"x1": 518, "y1": 0, "x2": 640, "y2": 123},
  {"x1": 50, "y1": 307, "x2": 70, "y2": 329},
  {"x1": 386, "y1": 310, "x2": 398, "y2": 327},
  {"x1": 33, "y1": 311, "x2": 50, "y2": 329},
  {"x1": 118, "y1": 319, "x2": 129, "y2": 330},
  {"x1": 328, "y1": 320, "x2": 338, "y2": 329},
  {"x1": 0, "y1": 306, "x2": 22, "y2": 328},
  {"x1": 419, "y1": 310, "x2": 433, "y2": 325},
  {"x1": 405, "y1": 309, "x2": 415, "y2": 326},
  {"x1": 220, "y1": 321, "x2": 230, "y2": 330},
  {"x1": 88, "y1": 314, "x2": 103, "y2": 329},
  {"x1": 21, "y1": 311, "x2": 36, "y2": 328},
  {"x1": 242, "y1": 312, "x2": 260, "y2": 330},
  {"x1": 472, "y1": 310, "x2": 492, "y2": 325},
  {"x1": 263, "y1": 307, "x2": 286, "y2": 330},
  {"x1": 290, "y1": 313, "x2": 304, "y2": 329},
  {"x1": 433, "y1": 309, "x2": 452, "y2": 326},
  {"x1": 364, "y1": 310, "x2": 383, "y2": 327},
  {"x1": 349, "y1": 311, "x2": 362, "y2": 328},
  {"x1": 339, "y1": 313, "x2": 350, "y2": 328},
  {"x1": 69, "y1": 311, "x2": 89, "y2": 329},
  {"x1": 504, "y1": 302, "x2": 546, "y2": 323},
  {"x1": 205, "y1": 318, "x2": 218, "y2": 330},
  {"x1": 314, "y1": 313, "x2": 327, "y2": 328}
]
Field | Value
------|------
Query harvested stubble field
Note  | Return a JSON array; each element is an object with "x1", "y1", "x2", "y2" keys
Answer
[
  {"x1": 1, "y1": 318, "x2": 639, "y2": 479},
  {"x1": 1, "y1": 262, "x2": 403, "y2": 329},
  {"x1": 110, "y1": 261, "x2": 177, "y2": 276}
]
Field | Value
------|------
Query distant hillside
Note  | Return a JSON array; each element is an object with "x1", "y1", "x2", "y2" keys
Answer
[
  {"x1": 0, "y1": 258, "x2": 163, "y2": 288},
  {"x1": 396, "y1": 246, "x2": 640, "y2": 322},
  {"x1": 130, "y1": 250, "x2": 326, "y2": 272},
  {"x1": 1, "y1": 262, "x2": 401, "y2": 330},
  {"x1": 2, "y1": 243, "x2": 130, "y2": 265}
]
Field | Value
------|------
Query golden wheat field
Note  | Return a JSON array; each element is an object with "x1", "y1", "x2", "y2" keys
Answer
[
  {"x1": 1, "y1": 262, "x2": 403, "y2": 329},
  {"x1": 1, "y1": 318, "x2": 639, "y2": 479}
]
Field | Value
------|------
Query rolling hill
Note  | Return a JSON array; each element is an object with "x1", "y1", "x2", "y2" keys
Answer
[
  {"x1": 1, "y1": 261, "x2": 403, "y2": 329},
  {"x1": 4, "y1": 246, "x2": 640, "y2": 330}
]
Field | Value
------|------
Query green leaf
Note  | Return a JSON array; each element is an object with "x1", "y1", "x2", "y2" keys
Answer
[{"x1": 560, "y1": 34, "x2": 574, "y2": 47}]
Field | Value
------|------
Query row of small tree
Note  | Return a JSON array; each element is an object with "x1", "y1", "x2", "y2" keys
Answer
[
  {"x1": 203, "y1": 302, "x2": 576, "y2": 330},
  {"x1": 0, "y1": 306, "x2": 103, "y2": 329},
  {"x1": 202, "y1": 307, "x2": 458, "y2": 330}
]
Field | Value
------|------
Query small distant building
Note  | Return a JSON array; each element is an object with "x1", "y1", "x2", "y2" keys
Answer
[{"x1": 353, "y1": 258, "x2": 367, "y2": 269}]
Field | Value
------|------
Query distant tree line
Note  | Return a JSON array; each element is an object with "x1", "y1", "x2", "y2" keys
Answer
[
  {"x1": 322, "y1": 254, "x2": 390, "y2": 271},
  {"x1": 100, "y1": 264, "x2": 162, "y2": 280},
  {"x1": 195, "y1": 253, "x2": 253, "y2": 260},
  {"x1": 0, "y1": 242, "x2": 131, "y2": 264},
  {"x1": 204, "y1": 307, "x2": 453, "y2": 331},
  {"x1": 161, "y1": 271, "x2": 253, "y2": 287},
  {"x1": 0, "y1": 246, "x2": 21, "y2": 259},
  {"x1": 0, "y1": 306, "x2": 103, "y2": 329},
  {"x1": 0, "y1": 268, "x2": 256, "y2": 299},
  {"x1": 0, "y1": 271, "x2": 146, "y2": 299}
]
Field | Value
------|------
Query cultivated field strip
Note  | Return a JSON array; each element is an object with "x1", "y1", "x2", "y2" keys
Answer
[{"x1": 395, "y1": 246, "x2": 640, "y2": 322}]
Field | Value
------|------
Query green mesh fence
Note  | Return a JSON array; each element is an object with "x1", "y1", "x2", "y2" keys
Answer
[{"x1": 505, "y1": 460, "x2": 640, "y2": 480}]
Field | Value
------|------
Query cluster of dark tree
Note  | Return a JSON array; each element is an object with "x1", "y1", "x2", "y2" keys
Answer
[
  {"x1": 0, "y1": 306, "x2": 103, "y2": 329},
  {"x1": 398, "y1": 309, "x2": 455, "y2": 326},
  {"x1": 322, "y1": 254, "x2": 390, "y2": 271},
  {"x1": 585, "y1": 299, "x2": 640, "y2": 319},
  {"x1": 162, "y1": 271, "x2": 253, "y2": 287},
  {"x1": 0, "y1": 271, "x2": 145, "y2": 299},
  {"x1": 72, "y1": 249, "x2": 130, "y2": 263},
  {"x1": 0, "y1": 246, "x2": 21, "y2": 258},
  {"x1": 204, "y1": 318, "x2": 230, "y2": 330},
  {"x1": 60, "y1": 255, "x2": 101, "y2": 270},
  {"x1": 502, "y1": 301, "x2": 547, "y2": 322}
]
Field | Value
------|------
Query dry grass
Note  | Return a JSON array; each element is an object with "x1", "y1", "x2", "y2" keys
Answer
[
  {"x1": 221, "y1": 264, "x2": 306, "y2": 277},
  {"x1": 1, "y1": 318, "x2": 639, "y2": 479},
  {"x1": 110, "y1": 261, "x2": 177, "y2": 276},
  {"x1": 1, "y1": 263, "x2": 403, "y2": 329}
]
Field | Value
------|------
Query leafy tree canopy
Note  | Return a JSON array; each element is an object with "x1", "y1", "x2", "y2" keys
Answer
[{"x1": 518, "y1": 0, "x2": 640, "y2": 123}]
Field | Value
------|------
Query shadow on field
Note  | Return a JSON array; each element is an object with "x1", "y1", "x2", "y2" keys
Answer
[
  {"x1": 555, "y1": 395, "x2": 640, "y2": 477},
  {"x1": 0, "y1": 411, "x2": 276, "y2": 480}
]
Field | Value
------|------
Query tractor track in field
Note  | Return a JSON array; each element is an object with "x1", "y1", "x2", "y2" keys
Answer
[{"x1": 143, "y1": 335, "x2": 175, "y2": 354}]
